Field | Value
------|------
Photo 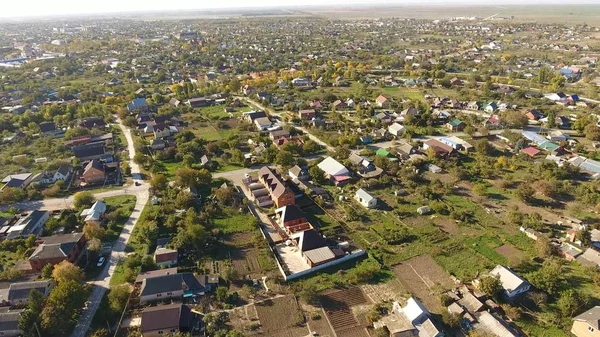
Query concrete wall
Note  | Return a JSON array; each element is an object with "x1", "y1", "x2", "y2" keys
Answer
[{"x1": 284, "y1": 250, "x2": 367, "y2": 281}]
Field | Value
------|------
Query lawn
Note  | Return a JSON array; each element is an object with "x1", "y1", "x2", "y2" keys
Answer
[
  {"x1": 103, "y1": 195, "x2": 136, "y2": 244},
  {"x1": 109, "y1": 262, "x2": 128, "y2": 285},
  {"x1": 214, "y1": 163, "x2": 246, "y2": 173},
  {"x1": 213, "y1": 211, "x2": 258, "y2": 234}
]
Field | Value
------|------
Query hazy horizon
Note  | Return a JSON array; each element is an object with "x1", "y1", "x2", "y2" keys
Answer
[{"x1": 1, "y1": 0, "x2": 599, "y2": 19}]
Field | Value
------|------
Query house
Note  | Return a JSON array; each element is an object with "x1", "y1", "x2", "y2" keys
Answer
[
  {"x1": 269, "y1": 129, "x2": 290, "y2": 141},
  {"x1": 5, "y1": 210, "x2": 49, "y2": 239},
  {"x1": 483, "y1": 102, "x2": 498, "y2": 113},
  {"x1": 127, "y1": 98, "x2": 149, "y2": 112},
  {"x1": 400, "y1": 107, "x2": 420, "y2": 117},
  {"x1": 0, "y1": 310, "x2": 24, "y2": 337},
  {"x1": 185, "y1": 97, "x2": 214, "y2": 108},
  {"x1": 291, "y1": 229, "x2": 335, "y2": 267},
  {"x1": 498, "y1": 84, "x2": 514, "y2": 95},
  {"x1": 168, "y1": 98, "x2": 181, "y2": 107},
  {"x1": 423, "y1": 139, "x2": 455, "y2": 158},
  {"x1": 332, "y1": 100, "x2": 347, "y2": 110},
  {"x1": 375, "y1": 95, "x2": 389, "y2": 108},
  {"x1": 349, "y1": 153, "x2": 375, "y2": 173},
  {"x1": 476, "y1": 311, "x2": 520, "y2": 337},
  {"x1": 150, "y1": 139, "x2": 166, "y2": 150},
  {"x1": 244, "y1": 110, "x2": 267, "y2": 123},
  {"x1": 81, "y1": 160, "x2": 106, "y2": 185},
  {"x1": 289, "y1": 165, "x2": 308, "y2": 181},
  {"x1": 135, "y1": 267, "x2": 179, "y2": 285},
  {"x1": 28, "y1": 233, "x2": 87, "y2": 272},
  {"x1": 317, "y1": 157, "x2": 351, "y2": 185},
  {"x1": 521, "y1": 147, "x2": 541, "y2": 157},
  {"x1": 140, "y1": 303, "x2": 197, "y2": 337},
  {"x1": 393, "y1": 143, "x2": 415, "y2": 160},
  {"x1": 200, "y1": 155, "x2": 212, "y2": 168},
  {"x1": 525, "y1": 109, "x2": 544, "y2": 121},
  {"x1": 40, "y1": 165, "x2": 72, "y2": 185},
  {"x1": 2, "y1": 173, "x2": 33, "y2": 190},
  {"x1": 489, "y1": 265, "x2": 531, "y2": 299},
  {"x1": 467, "y1": 101, "x2": 481, "y2": 111},
  {"x1": 79, "y1": 117, "x2": 106, "y2": 129},
  {"x1": 577, "y1": 248, "x2": 600, "y2": 268},
  {"x1": 401, "y1": 298, "x2": 443, "y2": 337},
  {"x1": 571, "y1": 306, "x2": 600, "y2": 337},
  {"x1": 153, "y1": 124, "x2": 171, "y2": 139},
  {"x1": 80, "y1": 201, "x2": 107, "y2": 224},
  {"x1": 72, "y1": 143, "x2": 106, "y2": 161},
  {"x1": 154, "y1": 247, "x2": 178, "y2": 268},
  {"x1": 258, "y1": 166, "x2": 295, "y2": 208},
  {"x1": 355, "y1": 189, "x2": 377, "y2": 208},
  {"x1": 7, "y1": 280, "x2": 53, "y2": 305},
  {"x1": 450, "y1": 77, "x2": 463, "y2": 86},
  {"x1": 291, "y1": 78, "x2": 311, "y2": 88},
  {"x1": 139, "y1": 273, "x2": 217, "y2": 304},
  {"x1": 388, "y1": 123, "x2": 405, "y2": 137},
  {"x1": 547, "y1": 130, "x2": 569, "y2": 142},
  {"x1": 298, "y1": 109, "x2": 316, "y2": 120},
  {"x1": 484, "y1": 115, "x2": 502, "y2": 129},
  {"x1": 39, "y1": 122, "x2": 58, "y2": 135},
  {"x1": 254, "y1": 117, "x2": 272, "y2": 131},
  {"x1": 275, "y1": 204, "x2": 311, "y2": 233},
  {"x1": 445, "y1": 119, "x2": 465, "y2": 132}
]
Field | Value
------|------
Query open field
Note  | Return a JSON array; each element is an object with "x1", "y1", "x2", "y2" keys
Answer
[
  {"x1": 392, "y1": 255, "x2": 454, "y2": 312},
  {"x1": 254, "y1": 295, "x2": 308, "y2": 337},
  {"x1": 321, "y1": 288, "x2": 371, "y2": 337}
]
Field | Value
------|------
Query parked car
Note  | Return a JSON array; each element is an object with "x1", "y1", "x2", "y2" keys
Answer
[{"x1": 96, "y1": 256, "x2": 106, "y2": 267}]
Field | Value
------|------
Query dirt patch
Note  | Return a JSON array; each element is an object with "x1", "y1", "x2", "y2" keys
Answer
[
  {"x1": 495, "y1": 244, "x2": 525, "y2": 266},
  {"x1": 392, "y1": 255, "x2": 454, "y2": 313},
  {"x1": 228, "y1": 304, "x2": 259, "y2": 334},
  {"x1": 321, "y1": 288, "x2": 371, "y2": 337},
  {"x1": 435, "y1": 218, "x2": 459, "y2": 234},
  {"x1": 361, "y1": 279, "x2": 407, "y2": 304},
  {"x1": 254, "y1": 295, "x2": 308, "y2": 337}
]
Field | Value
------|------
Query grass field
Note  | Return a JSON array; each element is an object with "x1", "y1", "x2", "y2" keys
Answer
[
  {"x1": 103, "y1": 195, "x2": 137, "y2": 243},
  {"x1": 213, "y1": 211, "x2": 258, "y2": 234}
]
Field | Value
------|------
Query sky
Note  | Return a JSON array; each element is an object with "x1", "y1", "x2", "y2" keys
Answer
[{"x1": 0, "y1": 0, "x2": 596, "y2": 18}]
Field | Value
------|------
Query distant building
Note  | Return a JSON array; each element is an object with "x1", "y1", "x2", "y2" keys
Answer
[
  {"x1": 154, "y1": 247, "x2": 178, "y2": 268},
  {"x1": 7, "y1": 280, "x2": 53, "y2": 306},
  {"x1": 6, "y1": 210, "x2": 49, "y2": 240},
  {"x1": 489, "y1": 265, "x2": 530, "y2": 299}
]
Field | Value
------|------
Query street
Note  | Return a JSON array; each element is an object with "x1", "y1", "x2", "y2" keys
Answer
[{"x1": 69, "y1": 117, "x2": 150, "y2": 337}]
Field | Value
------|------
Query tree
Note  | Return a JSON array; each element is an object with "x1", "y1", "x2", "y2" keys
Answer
[
  {"x1": 52, "y1": 261, "x2": 84, "y2": 284},
  {"x1": 474, "y1": 139, "x2": 492, "y2": 155},
  {"x1": 41, "y1": 264, "x2": 54, "y2": 280},
  {"x1": 501, "y1": 110, "x2": 528, "y2": 129},
  {"x1": 275, "y1": 150, "x2": 295, "y2": 168},
  {"x1": 585, "y1": 124, "x2": 600, "y2": 141},
  {"x1": 175, "y1": 168, "x2": 211, "y2": 189},
  {"x1": 150, "y1": 174, "x2": 168, "y2": 192},
  {"x1": 41, "y1": 280, "x2": 87, "y2": 335},
  {"x1": 216, "y1": 286, "x2": 229, "y2": 302},
  {"x1": 222, "y1": 265, "x2": 239, "y2": 283},
  {"x1": 25, "y1": 234, "x2": 37, "y2": 249},
  {"x1": 535, "y1": 236, "x2": 554, "y2": 258},
  {"x1": 528, "y1": 258, "x2": 563, "y2": 294},
  {"x1": 546, "y1": 111, "x2": 556, "y2": 128},
  {"x1": 309, "y1": 165, "x2": 326, "y2": 184},
  {"x1": 479, "y1": 275, "x2": 502, "y2": 297},
  {"x1": 108, "y1": 285, "x2": 131, "y2": 313},
  {"x1": 83, "y1": 223, "x2": 105, "y2": 241},
  {"x1": 73, "y1": 191, "x2": 95, "y2": 209},
  {"x1": 515, "y1": 184, "x2": 535, "y2": 204},
  {"x1": 19, "y1": 289, "x2": 45, "y2": 337},
  {"x1": 557, "y1": 289, "x2": 586, "y2": 318},
  {"x1": 441, "y1": 311, "x2": 461, "y2": 329}
]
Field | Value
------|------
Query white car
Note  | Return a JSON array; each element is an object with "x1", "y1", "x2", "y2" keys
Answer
[{"x1": 96, "y1": 256, "x2": 106, "y2": 267}]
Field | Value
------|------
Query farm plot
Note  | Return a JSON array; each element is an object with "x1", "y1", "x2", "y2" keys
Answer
[
  {"x1": 321, "y1": 288, "x2": 371, "y2": 337},
  {"x1": 254, "y1": 295, "x2": 308, "y2": 337},
  {"x1": 392, "y1": 255, "x2": 454, "y2": 312},
  {"x1": 495, "y1": 243, "x2": 525, "y2": 266}
]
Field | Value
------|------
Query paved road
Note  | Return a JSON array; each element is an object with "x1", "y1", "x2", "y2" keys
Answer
[{"x1": 70, "y1": 117, "x2": 150, "y2": 337}]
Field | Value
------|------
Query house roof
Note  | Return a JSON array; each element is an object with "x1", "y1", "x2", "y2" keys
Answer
[
  {"x1": 29, "y1": 233, "x2": 84, "y2": 260},
  {"x1": 0, "y1": 311, "x2": 23, "y2": 332},
  {"x1": 135, "y1": 267, "x2": 178, "y2": 284},
  {"x1": 72, "y1": 143, "x2": 106, "y2": 159},
  {"x1": 458, "y1": 292, "x2": 484, "y2": 313},
  {"x1": 79, "y1": 117, "x2": 106, "y2": 128},
  {"x1": 39, "y1": 122, "x2": 56, "y2": 133},
  {"x1": 140, "y1": 273, "x2": 183, "y2": 296},
  {"x1": 80, "y1": 201, "x2": 107, "y2": 221},
  {"x1": 57, "y1": 165, "x2": 72, "y2": 177},
  {"x1": 521, "y1": 147, "x2": 540, "y2": 157},
  {"x1": 476, "y1": 311, "x2": 518, "y2": 337},
  {"x1": 154, "y1": 247, "x2": 178, "y2": 263},
  {"x1": 246, "y1": 111, "x2": 267, "y2": 122},
  {"x1": 318, "y1": 157, "x2": 350, "y2": 177},
  {"x1": 402, "y1": 297, "x2": 428, "y2": 324},
  {"x1": 140, "y1": 303, "x2": 192, "y2": 333},
  {"x1": 489, "y1": 265, "x2": 529, "y2": 294},
  {"x1": 578, "y1": 248, "x2": 600, "y2": 267},
  {"x1": 288, "y1": 165, "x2": 304, "y2": 177},
  {"x1": 376, "y1": 95, "x2": 388, "y2": 103},
  {"x1": 355, "y1": 188, "x2": 375, "y2": 203},
  {"x1": 388, "y1": 123, "x2": 405, "y2": 133},
  {"x1": 83, "y1": 159, "x2": 105, "y2": 175},
  {"x1": 275, "y1": 205, "x2": 306, "y2": 224},
  {"x1": 574, "y1": 306, "x2": 600, "y2": 329},
  {"x1": 258, "y1": 166, "x2": 292, "y2": 199},
  {"x1": 448, "y1": 119, "x2": 464, "y2": 127},
  {"x1": 424, "y1": 139, "x2": 454, "y2": 154},
  {"x1": 294, "y1": 229, "x2": 326, "y2": 252},
  {"x1": 304, "y1": 246, "x2": 335, "y2": 264},
  {"x1": 8, "y1": 280, "x2": 51, "y2": 300}
]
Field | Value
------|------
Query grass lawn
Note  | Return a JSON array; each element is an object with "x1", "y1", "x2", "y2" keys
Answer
[
  {"x1": 109, "y1": 262, "x2": 127, "y2": 286},
  {"x1": 191, "y1": 126, "x2": 222, "y2": 141},
  {"x1": 103, "y1": 195, "x2": 136, "y2": 243},
  {"x1": 0, "y1": 251, "x2": 19, "y2": 270},
  {"x1": 154, "y1": 160, "x2": 180, "y2": 179},
  {"x1": 214, "y1": 163, "x2": 245, "y2": 173},
  {"x1": 213, "y1": 211, "x2": 258, "y2": 234}
]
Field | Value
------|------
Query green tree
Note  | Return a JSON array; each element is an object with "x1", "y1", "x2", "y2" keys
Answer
[
  {"x1": 41, "y1": 280, "x2": 88, "y2": 335},
  {"x1": 479, "y1": 275, "x2": 502, "y2": 297},
  {"x1": 275, "y1": 150, "x2": 295, "y2": 168},
  {"x1": 41, "y1": 264, "x2": 54, "y2": 280},
  {"x1": 150, "y1": 174, "x2": 168, "y2": 192},
  {"x1": 19, "y1": 289, "x2": 45, "y2": 337},
  {"x1": 546, "y1": 111, "x2": 556, "y2": 128},
  {"x1": 52, "y1": 261, "x2": 84, "y2": 284},
  {"x1": 557, "y1": 289, "x2": 586, "y2": 318},
  {"x1": 108, "y1": 285, "x2": 131, "y2": 313},
  {"x1": 83, "y1": 223, "x2": 105, "y2": 241},
  {"x1": 309, "y1": 165, "x2": 326, "y2": 184},
  {"x1": 73, "y1": 191, "x2": 95, "y2": 209}
]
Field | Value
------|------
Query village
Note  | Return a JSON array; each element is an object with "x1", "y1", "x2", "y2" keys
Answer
[{"x1": 1, "y1": 6, "x2": 600, "y2": 337}]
